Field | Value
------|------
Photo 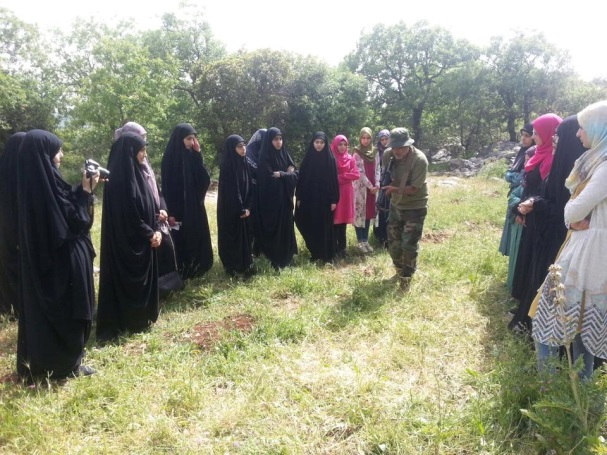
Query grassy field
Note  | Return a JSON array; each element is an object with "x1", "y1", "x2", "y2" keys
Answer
[{"x1": 1, "y1": 164, "x2": 605, "y2": 454}]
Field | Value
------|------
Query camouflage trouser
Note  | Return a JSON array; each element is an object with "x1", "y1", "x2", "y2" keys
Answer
[{"x1": 387, "y1": 207, "x2": 427, "y2": 278}]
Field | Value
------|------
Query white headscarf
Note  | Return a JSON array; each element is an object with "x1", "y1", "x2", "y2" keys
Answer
[{"x1": 565, "y1": 100, "x2": 607, "y2": 192}]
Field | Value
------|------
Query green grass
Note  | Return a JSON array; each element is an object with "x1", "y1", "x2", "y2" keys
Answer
[{"x1": 1, "y1": 173, "x2": 605, "y2": 454}]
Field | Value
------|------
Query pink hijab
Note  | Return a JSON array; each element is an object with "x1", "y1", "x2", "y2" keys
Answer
[
  {"x1": 525, "y1": 113, "x2": 562, "y2": 180},
  {"x1": 331, "y1": 135, "x2": 352, "y2": 173}
]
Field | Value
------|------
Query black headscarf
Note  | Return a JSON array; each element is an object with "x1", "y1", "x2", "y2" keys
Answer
[
  {"x1": 295, "y1": 132, "x2": 340, "y2": 261},
  {"x1": 544, "y1": 115, "x2": 587, "y2": 211},
  {"x1": 217, "y1": 135, "x2": 253, "y2": 274},
  {"x1": 511, "y1": 123, "x2": 535, "y2": 172},
  {"x1": 18, "y1": 130, "x2": 73, "y2": 277},
  {"x1": 0, "y1": 132, "x2": 26, "y2": 316},
  {"x1": 246, "y1": 128, "x2": 266, "y2": 167},
  {"x1": 254, "y1": 127, "x2": 298, "y2": 268},
  {"x1": 161, "y1": 123, "x2": 213, "y2": 278},
  {"x1": 96, "y1": 133, "x2": 159, "y2": 341}
]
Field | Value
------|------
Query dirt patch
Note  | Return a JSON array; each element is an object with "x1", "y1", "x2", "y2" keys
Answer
[
  {"x1": 0, "y1": 372, "x2": 19, "y2": 384},
  {"x1": 422, "y1": 231, "x2": 452, "y2": 244},
  {"x1": 191, "y1": 314, "x2": 255, "y2": 351}
]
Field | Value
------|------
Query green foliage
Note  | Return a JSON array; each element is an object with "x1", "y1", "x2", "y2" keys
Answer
[
  {"x1": 484, "y1": 32, "x2": 572, "y2": 141},
  {"x1": 346, "y1": 20, "x2": 478, "y2": 147}
]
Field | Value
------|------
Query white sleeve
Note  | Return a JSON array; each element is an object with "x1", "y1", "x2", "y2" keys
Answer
[{"x1": 564, "y1": 162, "x2": 607, "y2": 224}]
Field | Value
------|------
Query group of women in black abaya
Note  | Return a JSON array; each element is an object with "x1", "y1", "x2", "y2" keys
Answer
[
  {"x1": 0, "y1": 122, "x2": 216, "y2": 382},
  {"x1": 1, "y1": 123, "x2": 360, "y2": 383},
  {"x1": 218, "y1": 128, "x2": 341, "y2": 271}
]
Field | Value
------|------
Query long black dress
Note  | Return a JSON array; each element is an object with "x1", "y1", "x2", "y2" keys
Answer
[
  {"x1": 218, "y1": 135, "x2": 253, "y2": 275},
  {"x1": 96, "y1": 133, "x2": 160, "y2": 343},
  {"x1": 16, "y1": 130, "x2": 95, "y2": 381},
  {"x1": 245, "y1": 129, "x2": 266, "y2": 256},
  {"x1": 161, "y1": 123, "x2": 213, "y2": 279},
  {"x1": 0, "y1": 132, "x2": 25, "y2": 317},
  {"x1": 253, "y1": 127, "x2": 298, "y2": 269},
  {"x1": 295, "y1": 132, "x2": 340, "y2": 262}
]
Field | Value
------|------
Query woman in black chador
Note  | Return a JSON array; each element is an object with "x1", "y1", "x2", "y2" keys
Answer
[
  {"x1": 253, "y1": 127, "x2": 299, "y2": 269},
  {"x1": 295, "y1": 131, "x2": 340, "y2": 262},
  {"x1": 161, "y1": 123, "x2": 213, "y2": 279},
  {"x1": 217, "y1": 135, "x2": 254, "y2": 276},
  {"x1": 96, "y1": 133, "x2": 161, "y2": 343},
  {"x1": 16, "y1": 130, "x2": 98, "y2": 381},
  {"x1": 0, "y1": 132, "x2": 25, "y2": 317}
]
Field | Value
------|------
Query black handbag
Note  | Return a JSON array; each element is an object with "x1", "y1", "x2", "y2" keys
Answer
[{"x1": 157, "y1": 221, "x2": 184, "y2": 296}]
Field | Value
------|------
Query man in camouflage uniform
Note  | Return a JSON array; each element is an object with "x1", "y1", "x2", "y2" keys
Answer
[{"x1": 382, "y1": 127, "x2": 429, "y2": 291}]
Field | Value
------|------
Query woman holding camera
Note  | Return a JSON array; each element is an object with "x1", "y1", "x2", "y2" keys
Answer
[
  {"x1": 16, "y1": 130, "x2": 99, "y2": 382},
  {"x1": 96, "y1": 133, "x2": 162, "y2": 343}
]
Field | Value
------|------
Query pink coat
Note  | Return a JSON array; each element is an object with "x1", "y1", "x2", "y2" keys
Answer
[{"x1": 333, "y1": 154, "x2": 359, "y2": 224}]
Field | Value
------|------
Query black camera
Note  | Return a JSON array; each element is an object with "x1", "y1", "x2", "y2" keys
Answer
[{"x1": 84, "y1": 159, "x2": 110, "y2": 178}]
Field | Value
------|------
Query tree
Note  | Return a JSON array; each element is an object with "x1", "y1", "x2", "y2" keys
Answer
[
  {"x1": 0, "y1": 9, "x2": 60, "y2": 148},
  {"x1": 484, "y1": 32, "x2": 571, "y2": 141},
  {"x1": 195, "y1": 50, "x2": 372, "y2": 164},
  {"x1": 346, "y1": 21, "x2": 477, "y2": 147},
  {"x1": 50, "y1": 20, "x2": 180, "y2": 161}
]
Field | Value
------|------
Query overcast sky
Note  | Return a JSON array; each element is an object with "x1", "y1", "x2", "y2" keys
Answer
[{"x1": 2, "y1": 0, "x2": 604, "y2": 81}]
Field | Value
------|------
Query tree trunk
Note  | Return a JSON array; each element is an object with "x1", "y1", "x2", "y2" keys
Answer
[
  {"x1": 412, "y1": 106, "x2": 423, "y2": 147},
  {"x1": 507, "y1": 113, "x2": 516, "y2": 142}
]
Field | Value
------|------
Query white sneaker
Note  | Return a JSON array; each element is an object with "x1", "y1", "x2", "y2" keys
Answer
[{"x1": 364, "y1": 242, "x2": 374, "y2": 253}]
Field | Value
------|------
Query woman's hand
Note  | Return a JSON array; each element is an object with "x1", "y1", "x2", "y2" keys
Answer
[
  {"x1": 370, "y1": 186, "x2": 379, "y2": 195},
  {"x1": 518, "y1": 198, "x2": 534, "y2": 215},
  {"x1": 168, "y1": 216, "x2": 176, "y2": 226},
  {"x1": 192, "y1": 137, "x2": 201, "y2": 152},
  {"x1": 81, "y1": 170, "x2": 100, "y2": 193},
  {"x1": 515, "y1": 215, "x2": 525, "y2": 226},
  {"x1": 158, "y1": 210, "x2": 168, "y2": 222},
  {"x1": 272, "y1": 171, "x2": 281, "y2": 178},
  {"x1": 287, "y1": 166, "x2": 295, "y2": 173},
  {"x1": 331, "y1": 204, "x2": 336, "y2": 211},
  {"x1": 570, "y1": 219, "x2": 590, "y2": 231},
  {"x1": 240, "y1": 209, "x2": 250, "y2": 219},
  {"x1": 150, "y1": 231, "x2": 162, "y2": 248}
]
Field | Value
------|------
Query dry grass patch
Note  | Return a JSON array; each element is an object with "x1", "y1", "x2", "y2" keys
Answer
[{"x1": 190, "y1": 314, "x2": 256, "y2": 351}]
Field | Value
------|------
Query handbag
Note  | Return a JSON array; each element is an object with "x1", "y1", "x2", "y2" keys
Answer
[
  {"x1": 158, "y1": 270, "x2": 184, "y2": 295},
  {"x1": 157, "y1": 220, "x2": 185, "y2": 296}
]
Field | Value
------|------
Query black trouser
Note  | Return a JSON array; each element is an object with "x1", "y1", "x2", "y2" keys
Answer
[{"x1": 334, "y1": 224, "x2": 347, "y2": 252}]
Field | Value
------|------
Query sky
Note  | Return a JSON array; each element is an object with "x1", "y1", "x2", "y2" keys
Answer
[{"x1": 2, "y1": 0, "x2": 604, "y2": 81}]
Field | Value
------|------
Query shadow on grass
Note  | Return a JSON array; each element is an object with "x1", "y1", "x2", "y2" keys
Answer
[
  {"x1": 470, "y1": 276, "x2": 540, "y2": 453},
  {"x1": 324, "y1": 274, "x2": 397, "y2": 331}
]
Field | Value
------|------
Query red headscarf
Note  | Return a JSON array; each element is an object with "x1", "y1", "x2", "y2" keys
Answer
[
  {"x1": 525, "y1": 113, "x2": 562, "y2": 180},
  {"x1": 330, "y1": 135, "x2": 352, "y2": 173}
]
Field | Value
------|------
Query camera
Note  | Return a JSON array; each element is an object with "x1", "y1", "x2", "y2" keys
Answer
[{"x1": 84, "y1": 159, "x2": 110, "y2": 178}]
